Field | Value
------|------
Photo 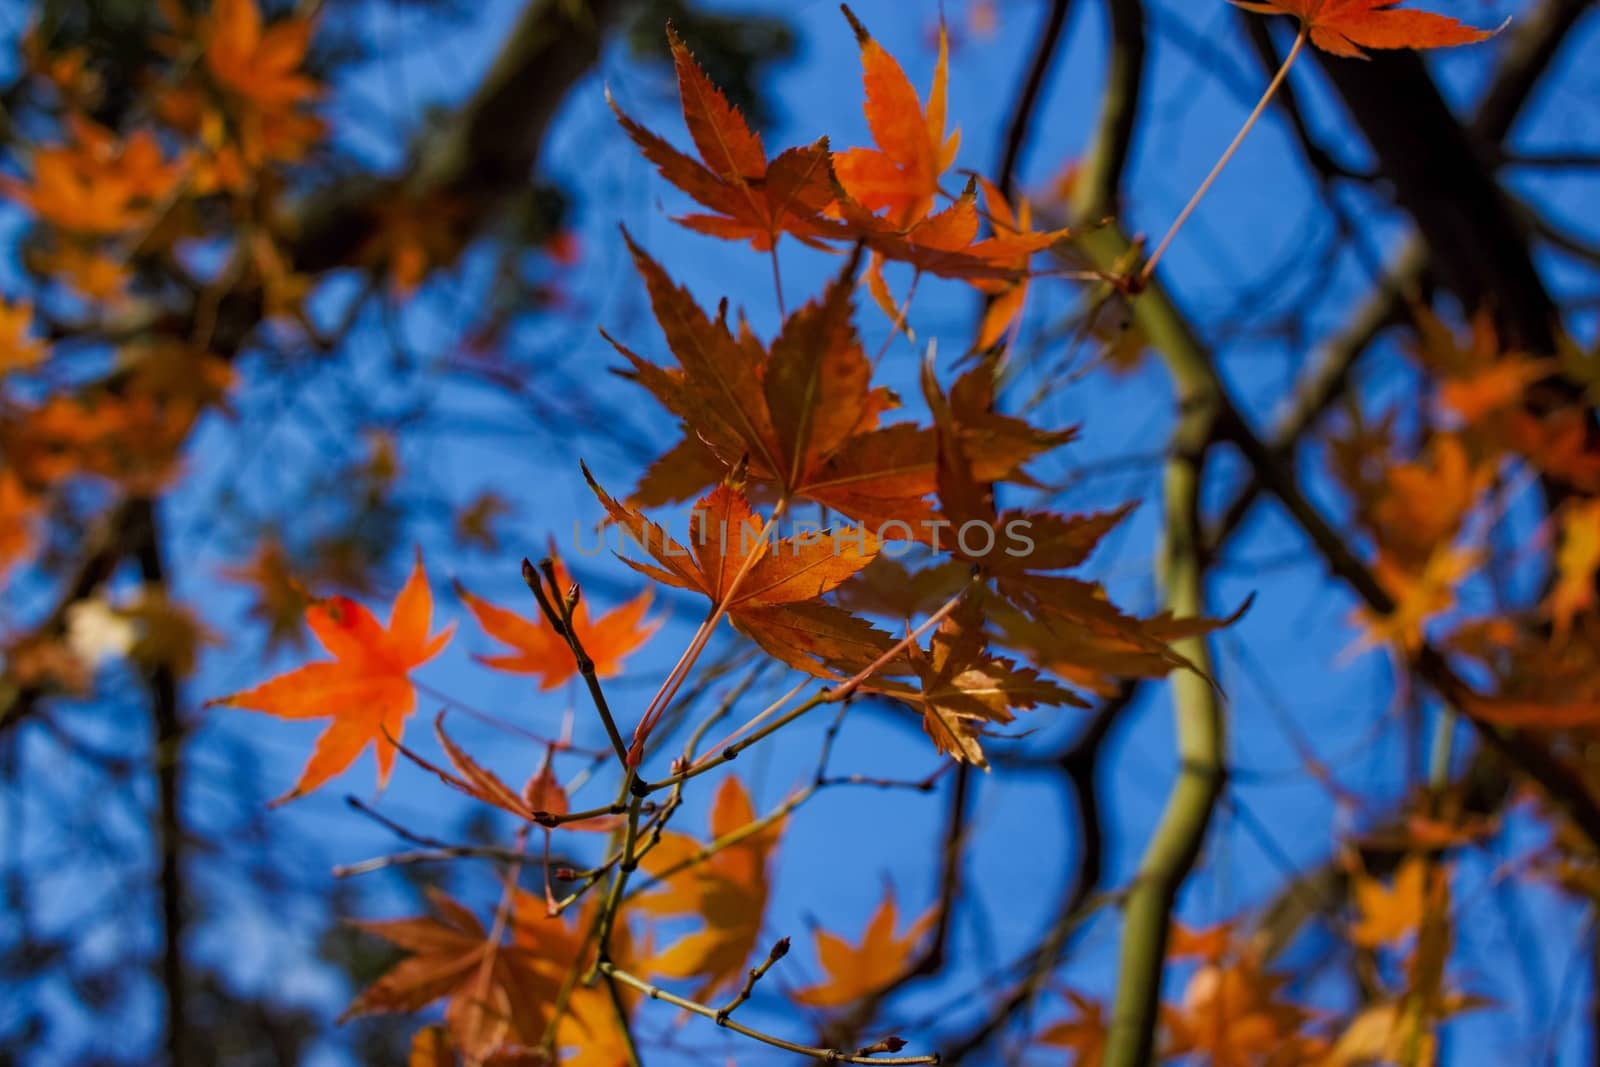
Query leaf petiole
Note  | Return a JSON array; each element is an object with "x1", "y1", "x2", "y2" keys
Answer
[{"x1": 1137, "y1": 25, "x2": 1308, "y2": 288}]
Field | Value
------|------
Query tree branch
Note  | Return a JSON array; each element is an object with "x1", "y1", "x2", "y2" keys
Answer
[
  {"x1": 132, "y1": 498, "x2": 189, "y2": 1067},
  {"x1": 996, "y1": 0, "x2": 1074, "y2": 198}
]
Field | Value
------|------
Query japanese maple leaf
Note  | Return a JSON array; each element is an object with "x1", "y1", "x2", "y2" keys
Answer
[
  {"x1": 1323, "y1": 992, "x2": 1486, "y2": 1067},
  {"x1": 585, "y1": 471, "x2": 893, "y2": 678},
  {"x1": 1038, "y1": 990, "x2": 1110, "y2": 1067},
  {"x1": 637, "y1": 776, "x2": 782, "y2": 1001},
  {"x1": 511, "y1": 894, "x2": 642, "y2": 1067},
  {"x1": 834, "y1": 178, "x2": 1068, "y2": 283},
  {"x1": 1447, "y1": 614, "x2": 1600, "y2": 729},
  {"x1": 457, "y1": 555, "x2": 658, "y2": 690},
  {"x1": 998, "y1": 602, "x2": 1236, "y2": 697},
  {"x1": 0, "y1": 298, "x2": 46, "y2": 374},
  {"x1": 920, "y1": 359, "x2": 1223, "y2": 681},
  {"x1": 614, "y1": 238, "x2": 1068, "y2": 532},
  {"x1": 1506, "y1": 407, "x2": 1600, "y2": 493},
  {"x1": 454, "y1": 490, "x2": 512, "y2": 550},
  {"x1": 1167, "y1": 921, "x2": 1236, "y2": 963},
  {"x1": 400, "y1": 713, "x2": 620, "y2": 831},
  {"x1": 1550, "y1": 499, "x2": 1600, "y2": 640},
  {"x1": 1233, "y1": 0, "x2": 1499, "y2": 58},
  {"x1": 971, "y1": 177, "x2": 1043, "y2": 349},
  {"x1": 610, "y1": 234, "x2": 901, "y2": 509},
  {"x1": 1371, "y1": 435, "x2": 1484, "y2": 560},
  {"x1": 0, "y1": 119, "x2": 184, "y2": 235},
  {"x1": 341, "y1": 889, "x2": 559, "y2": 1055},
  {"x1": 345, "y1": 888, "x2": 633, "y2": 1061},
  {"x1": 0, "y1": 389, "x2": 194, "y2": 493},
  {"x1": 204, "y1": 0, "x2": 318, "y2": 106},
  {"x1": 1408, "y1": 307, "x2": 1554, "y2": 426},
  {"x1": 356, "y1": 191, "x2": 468, "y2": 295},
  {"x1": 1353, "y1": 544, "x2": 1482, "y2": 654},
  {"x1": 0, "y1": 469, "x2": 40, "y2": 584},
  {"x1": 610, "y1": 28, "x2": 844, "y2": 251},
  {"x1": 792, "y1": 886, "x2": 935, "y2": 1008},
  {"x1": 220, "y1": 536, "x2": 309, "y2": 655},
  {"x1": 834, "y1": 6, "x2": 960, "y2": 225},
  {"x1": 1335, "y1": 860, "x2": 1481, "y2": 1066},
  {"x1": 882, "y1": 595, "x2": 1085, "y2": 768},
  {"x1": 612, "y1": 248, "x2": 928, "y2": 530},
  {"x1": 1162, "y1": 953, "x2": 1324, "y2": 1066},
  {"x1": 1349, "y1": 856, "x2": 1439, "y2": 949},
  {"x1": 208, "y1": 553, "x2": 453, "y2": 803}
]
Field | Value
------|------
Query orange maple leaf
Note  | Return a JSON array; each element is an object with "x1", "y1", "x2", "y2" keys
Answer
[
  {"x1": 1163, "y1": 952, "x2": 1324, "y2": 1066},
  {"x1": 1505, "y1": 407, "x2": 1600, "y2": 493},
  {"x1": 834, "y1": 178, "x2": 1067, "y2": 283},
  {"x1": 1, "y1": 390, "x2": 196, "y2": 493},
  {"x1": 0, "y1": 298, "x2": 47, "y2": 375},
  {"x1": 1332, "y1": 428, "x2": 1489, "y2": 573},
  {"x1": 1233, "y1": 0, "x2": 1499, "y2": 58},
  {"x1": 208, "y1": 552, "x2": 453, "y2": 803},
  {"x1": 1409, "y1": 307, "x2": 1554, "y2": 426},
  {"x1": 204, "y1": 0, "x2": 319, "y2": 106},
  {"x1": 512, "y1": 895, "x2": 642, "y2": 1067},
  {"x1": 457, "y1": 555, "x2": 658, "y2": 690},
  {"x1": 997, "y1": 601, "x2": 1232, "y2": 696},
  {"x1": 343, "y1": 888, "x2": 625, "y2": 1060},
  {"x1": 1038, "y1": 990, "x2": 1110, "y2": 1067},
  {"x1": 613, "y1": 238, "x2": 1071, "y2": 535},
  {"x1": 0, "y1": 118, "x2": 185, "y2": 235},
  {"x1": 454, "y1": 490, "x2": 512, "y2": 551},
  {"x1": 1168, "y1": 920, "x2": 1236, "y2": 963},
  {"x1": 221, "y1": 536, "x2": 310, "y2": 655},
  {"x1": 1452, "y1": 616, "x2": 1600, "y2": 729},
  {"x1": 1353, "y1": 544, "x2": 1482, "y2": 655},
  {"x1": 399, "y1": 714, "x2": 619, "y2": 832},
  {"x1": 356, "y1": 192, "x2": 467, "y2": 294},
  {"x1": 1550, "y1": 499, "x2": 1600, "y2": 640},
  {"x1": 881, "y1": 595, "x2": 1086, "y2": 767},
  {"x1": 1323, "y1": 993, "x2": 1485, "y2": 1067},
  {"x1": 0, "y1": 469, "x2": 40, "y2": 584},
  {"x1": 792, "y1": 885, "x2": 935, "y2": 1008},
  {"x1": 610, "y1": 29, "x2": 844, "y2": 251},
  {"x1": 611, "y1": 236, "x2": 922, "y2": 514},
  {"x1": 637, "y1": 775, "x2": 783, "y2": 1000},
  {"x1": 971, "y1": 177, "x2": 1043, "y2": 349},
  {"x1": 834, "y1": 6, "x2": 960, "y2": 225},
  {"x1": 919, "y1": 358, "x2": 1216, "y2": 685},
  {"x1": 32, "y1": 244, "x2": 129, "y2": 303},
  {"x1": 342, "y1": 888, "x2": 556, "y2": 1055},
  {"x1": 585, "y1": 471, "x2": 891, "y2": 679},
  {"x1": 1349, "y1": 856, "x2": 1432, "y2": 949}
]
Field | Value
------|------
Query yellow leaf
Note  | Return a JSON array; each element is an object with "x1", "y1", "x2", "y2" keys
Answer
[
  {"x1": 792, "y1": 886, "x2": 934, "y2": 1008},
  {"x1": 1349, "y1": 856, "x2": 1436, "y2": 950}
]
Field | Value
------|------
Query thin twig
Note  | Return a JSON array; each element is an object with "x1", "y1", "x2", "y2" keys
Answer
[
  {"x1": 600, "y1": 963, "x2": 941, "y2": 1065},
  {"x1": 1138, "y1": 27, "x2": 1308, "y2": 286},
  {"x1": 717, "y1": 936, "x2": 791, "y2": 1021},
  {"x1": 522, "y1": 558, "x2": 631, "y2": 768}
]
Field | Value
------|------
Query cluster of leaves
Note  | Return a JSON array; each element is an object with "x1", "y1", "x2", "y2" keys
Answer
[
  {"x1": 0, "y1": 0, "x2": 334, "y2": 691},
  {"x1": 197, "y1": 7, "x2": 1245, "y2": 1062},
  {"x1": 202, "y1": 1, "x2": 1578, "y2": 1063},
  {"x1": 0, "y1": 7, "x2": 333, "y2": 751},
  {"x1": 15, "y1": 0, "x2": 1597, "y2": 1064},
  {"x1": 0, "y1": 0, "x2": 579, "y2": 699},
  {"x1": 0, "y1": 0, "x2": 586, "y2": 1056},
  {"x1": 1331, "y1": 308, "x2": 1600, "y2": 727}
]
